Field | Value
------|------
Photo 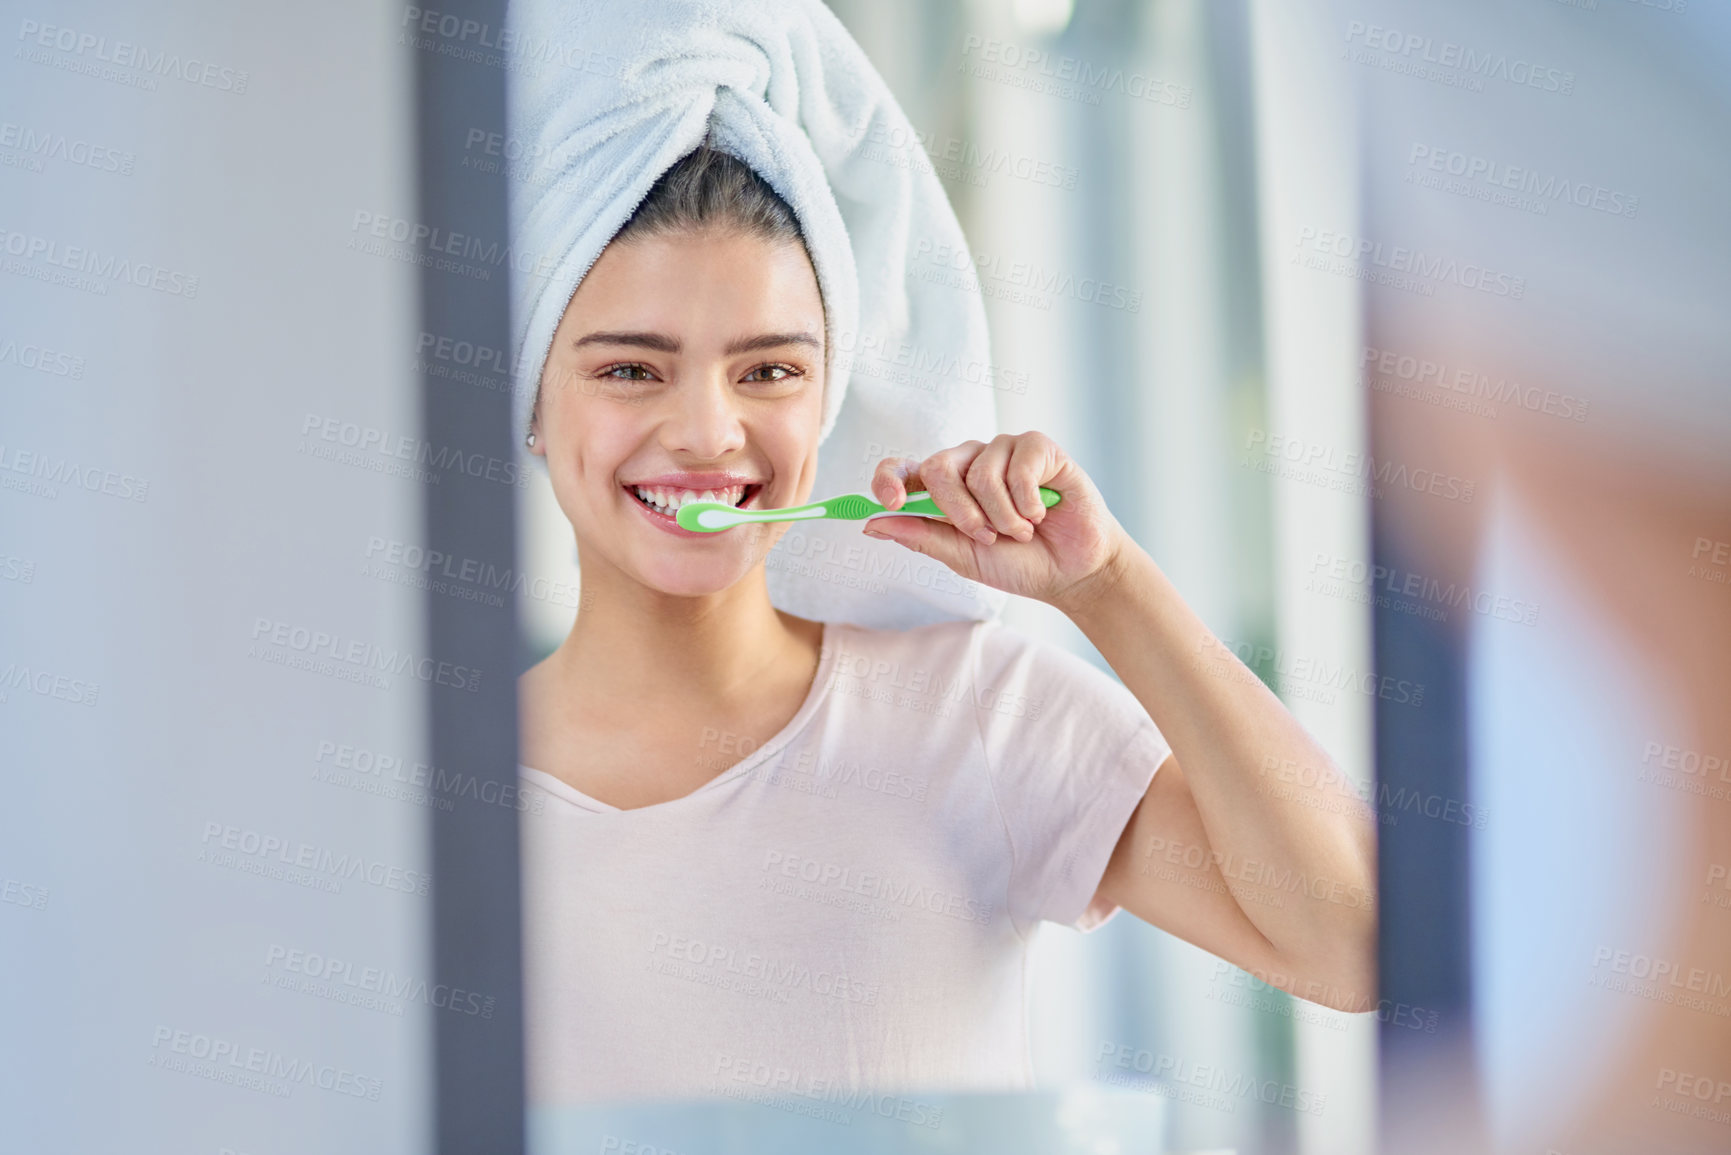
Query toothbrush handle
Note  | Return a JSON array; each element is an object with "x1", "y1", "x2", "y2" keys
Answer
[
  {"x1": 885, "y1": 488, "x2": 1061, "y2": 518},
  {"x1": 894, "y1": 491, "x2": 944, "y2": 516}
]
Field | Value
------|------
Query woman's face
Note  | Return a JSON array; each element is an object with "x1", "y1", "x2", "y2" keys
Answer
[{"x1": 530, "y1": 227, "x2": 826, "y2": 597}]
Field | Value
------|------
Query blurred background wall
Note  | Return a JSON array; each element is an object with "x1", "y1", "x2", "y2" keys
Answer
[{"x1": 1349, "y1": 3, "x2": 1731, "y2": 1154}]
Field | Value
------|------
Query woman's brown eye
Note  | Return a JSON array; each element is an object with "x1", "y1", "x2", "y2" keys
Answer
[
  {"x1": 748, "y1": 364, "x2": 797, "y2": 382},
  {"x1": 608, "y1": 364, "x2": 653, "y2": 380}
]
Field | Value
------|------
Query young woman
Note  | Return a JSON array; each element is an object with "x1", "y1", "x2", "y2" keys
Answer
[{"x1": 516, "y1": 145, "x2": 1376, "y2": 1105}]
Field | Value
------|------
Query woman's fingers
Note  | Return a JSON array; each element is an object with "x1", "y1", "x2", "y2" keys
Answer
[
  {"x1": 918, "y1": 442, "x2": 997, "y2": 544},
  {"x1": 966, "y1": 435, "x2": 1036, "y2": 541},
  {"x1": 870, "y1": 436, "x2": 1062, "y2": 544},
  {"x1": 1005, "y1": 433, "x2": 1058, "y2": 524},
  {"x1": 870, "y1": 456, "x2": 920, "y2": 510}
]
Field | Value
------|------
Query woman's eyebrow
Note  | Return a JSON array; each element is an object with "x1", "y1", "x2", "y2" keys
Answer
[
  {"x1": 570, "y1": 331, "x2": 821, "y2": 355},
  {"x1": 572, "y1": 330, "x2": 680, "y2": 352},
  {"x1": 723, "y1": 332, "x2": 822, "y2": 355}
]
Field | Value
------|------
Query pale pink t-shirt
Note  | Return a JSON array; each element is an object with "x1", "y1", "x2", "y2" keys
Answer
[{"x1": 517, "y1": 616, "x2": 1171, "y2": 1106}]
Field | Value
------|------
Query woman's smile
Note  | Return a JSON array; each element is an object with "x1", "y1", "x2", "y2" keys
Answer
[{"x1": 622, "y1": 471, "x2": 768, "y2": 537}]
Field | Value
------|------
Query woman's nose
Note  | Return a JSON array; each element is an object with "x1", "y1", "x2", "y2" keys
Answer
[{"x1": 661, "y1": 374, "x2": 747, "y2": 459}]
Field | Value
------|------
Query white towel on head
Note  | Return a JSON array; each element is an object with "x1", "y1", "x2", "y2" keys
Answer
[{"x1": 506, "y1": 0, "x2": 1007, "y2": 630}]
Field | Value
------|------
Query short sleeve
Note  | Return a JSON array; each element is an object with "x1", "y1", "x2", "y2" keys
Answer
[{"x1": 969, "y1": 620, "x2": 1172, "y2": 936}]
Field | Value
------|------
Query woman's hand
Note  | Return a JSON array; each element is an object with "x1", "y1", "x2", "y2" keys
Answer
[{"x1": 863, "y1": 432, "x2": 1131, "y2": 612}]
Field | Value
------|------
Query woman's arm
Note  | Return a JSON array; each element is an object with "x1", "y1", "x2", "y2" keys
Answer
[
  {"x1": 863, "y1": 432, "x2": 1378, "y2": 1012},
  {"x1": 1058, "y1": 545, "x2": 1378, "y2": 1012}
]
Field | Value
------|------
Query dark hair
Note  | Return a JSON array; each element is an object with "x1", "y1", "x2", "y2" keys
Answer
[{"x1": 615, "y1": 142, "x2": 810, "y2": 253}]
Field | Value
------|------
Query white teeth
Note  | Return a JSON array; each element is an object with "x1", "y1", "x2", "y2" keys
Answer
[{"x1": 631, "y1": 484, "x2": 748, "y2": 512}]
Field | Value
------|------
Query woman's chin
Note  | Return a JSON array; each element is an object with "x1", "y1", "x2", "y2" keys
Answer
[{"x1": 633, "y1": 558, "x2": 757, "y2": 599}]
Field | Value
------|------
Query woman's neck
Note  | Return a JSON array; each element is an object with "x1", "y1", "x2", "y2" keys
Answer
[{"x1": 554, "y1": 563, "x2": 815, "y2": 708}]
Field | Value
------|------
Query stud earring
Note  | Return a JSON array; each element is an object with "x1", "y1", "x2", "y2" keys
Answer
[{"x1": 526, "y1": 431, "x2": 537, "y2": 448}]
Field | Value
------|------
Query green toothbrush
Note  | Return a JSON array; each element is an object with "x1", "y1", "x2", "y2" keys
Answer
[{"x1": 675, "y1": 486, "x2": 1062, "y2": 533}]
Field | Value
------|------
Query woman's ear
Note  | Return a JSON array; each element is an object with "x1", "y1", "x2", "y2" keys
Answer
[{"x1": 527, "y1": 402, "x2": 545, "y2": 457}]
